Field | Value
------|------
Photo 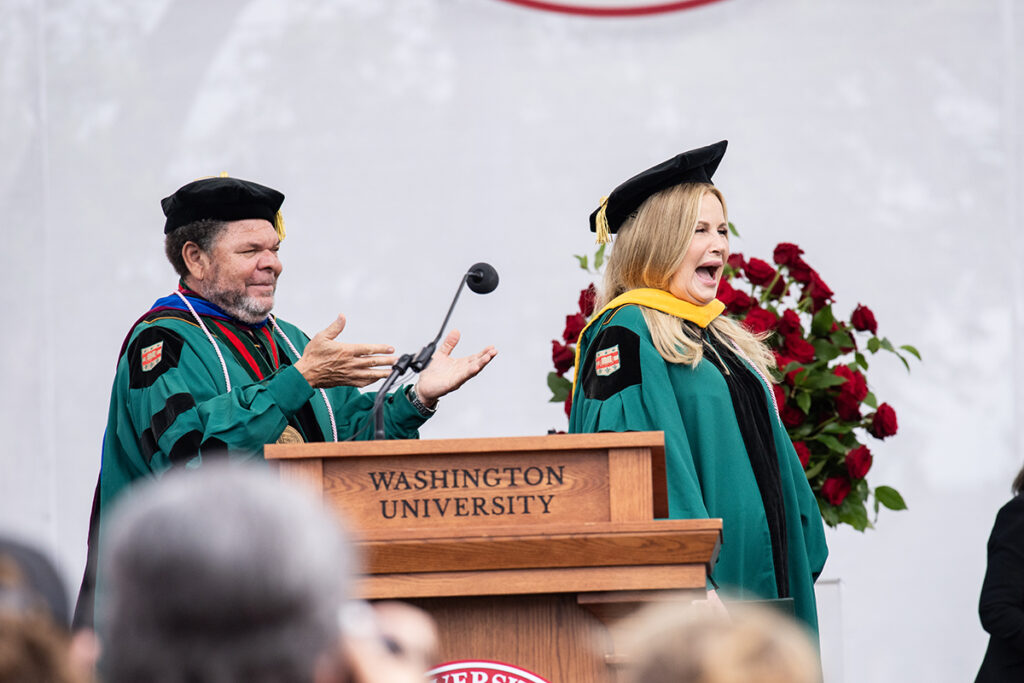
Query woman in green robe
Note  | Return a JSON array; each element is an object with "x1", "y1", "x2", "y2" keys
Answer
[{"x1": 569, "y1": 141, "x2": 828, "y2": 633}]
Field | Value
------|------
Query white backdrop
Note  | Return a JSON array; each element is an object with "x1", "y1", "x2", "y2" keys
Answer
[{"x1": 2, "y1": 0, "x2": 1021, "y2": 680}]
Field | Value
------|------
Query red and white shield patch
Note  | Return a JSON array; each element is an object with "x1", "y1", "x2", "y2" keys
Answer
[
  {"x1": 141, "y1": 341, "x2": 164, "y2": 372},
  {"x1": 595, "y1": 344, "x2": 620, "y2": 376}
]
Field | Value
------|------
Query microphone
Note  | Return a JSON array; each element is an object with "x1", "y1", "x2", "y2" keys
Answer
[
  {"x1": 467, "y1": 262, "x2": 499, "y2": 294},
  {"x1": 368, "y1": 263, "x2": 500, "y2": 440}
]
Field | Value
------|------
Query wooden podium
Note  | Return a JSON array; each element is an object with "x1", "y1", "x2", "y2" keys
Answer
[{"x1": 265, "y1": 432, "x2": 721, "y2": 682}]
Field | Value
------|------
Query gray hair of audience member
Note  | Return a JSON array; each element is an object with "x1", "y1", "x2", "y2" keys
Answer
[
  {"x1": 98, "y1": 463, "x2": 353, "y2": 683},
  {"x1": 621, "y1": 602, "x2": 822, "y2": 683}
]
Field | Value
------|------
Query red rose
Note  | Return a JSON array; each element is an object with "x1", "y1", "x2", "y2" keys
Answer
[
  {"x1": 727, "y1": 253, "x2": 746, "y2": 271},
  {"x1": 716, "y1": 279, "x2": 737, "y2": 306},
  {"x1": 793, "y1": 441, "x2": 811, "y2": 469},
  {"x1": 834, "y1": 365, "x2": 868, "y2": 401},
  {"x1": 766, "y1": 276, "x2": 788, "y2": 299},
  {"x1": 730, "y1": 288, "x2": 755, "y2": 313},
  {"x1": 822, "y1": 477, "x2": 851, "y2": 506},
  {"x1": 744, "y1": 306, "x2": 779, "y2": 334},
  {"x1": 784, "y1": 333, "x2": 816, "y2": 364},
  {"x1": 773, "y1": 242, "x2": 805, "y2": 267},
  {"x1": 564, "y1": 396, "x2": 572, "y2": 417},
  {"x1": 563, "y1": 313, "x2": 586, "y2": 343},
  {"x1": 744, "y1": 258, "x2": 778, "y2": 287},
  {"x1": 781, "y1": 404, "x2": 805, "y2": 428},
  {"x1": 774, "y1": 352, "x2": 804, "y2": 385},
  {"x1": 802, "y1": 270, "x2": 834, "y2": 312},
  {"x1": 869, "y1": 403, "x2": 899, "y2": 439},
  {"x1": 551, "y1": 340, "x2": 574, "y2": 375},
  {"x1": 788, "y1": 257, "x2": 814, "y2": 285},
  {"x1": 777, "y1": 309, "x2": 802, "y2": 337},
  {"x1": 835, "y1": 392, "x2": 862, "y2": 421},
  {"x1": 845, "y1": 445, "x2": 873, "y2": 479},
  {"x1": 578, "y1": 284, "x2": 597, "y2": 317},
  {"x1": 772, "y1": 383, "x2": 787, "y2": 410},
  {"x1": 851, "y1": 304, "x2": 878, "y2": 335},
  {"x1": 718, "y1": 279, "x2": 754, "y2": 313}
]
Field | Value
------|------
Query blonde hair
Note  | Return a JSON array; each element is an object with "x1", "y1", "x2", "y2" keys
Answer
[
  {"x1": 598, "y1": 183, "x2": 775, "y2": 379},
  {"x1": 622, "y1": 603, "x2": 821, "y2": 683}
]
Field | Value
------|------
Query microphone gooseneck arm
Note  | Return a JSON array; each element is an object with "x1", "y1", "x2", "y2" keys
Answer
[
  {"x1": 368, "y1": 263, "x2": 499, "y2": 440},
  {"x1": 372, "y1": 352, "x2": 413, "y2": 440},
  {"x1": 409, "y1": 273, "x2": 471, "y2": 373}
]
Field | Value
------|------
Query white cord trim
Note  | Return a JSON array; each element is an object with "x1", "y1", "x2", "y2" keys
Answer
[
  {"x1": 271, "y1": 316, "x2": 338, "y2": 442},
  {"x1": 175, "y1": 291, "x2": 232, "y2": 392}
]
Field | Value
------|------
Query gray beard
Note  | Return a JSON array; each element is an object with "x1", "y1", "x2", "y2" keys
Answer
[{"x1": 205, "y1": 288, "x2": 274, "y2": 324}]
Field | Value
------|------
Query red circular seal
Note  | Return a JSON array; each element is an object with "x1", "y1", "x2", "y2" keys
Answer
[
  {"x1": 493, "y1": 0, "x2": 730, "y2": 17},
  {"x1": 427, "y1": 660, "x2": 552, "y2": 683}
]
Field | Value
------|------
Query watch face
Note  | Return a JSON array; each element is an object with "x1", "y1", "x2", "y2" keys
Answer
[{"x1": 492, "y1": 0, "x2": 730, "y2": 17}]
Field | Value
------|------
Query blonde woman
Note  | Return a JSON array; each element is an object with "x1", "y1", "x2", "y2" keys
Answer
[
  {"x1": 621, "y1": 602, "x2": 822, "y2": 683},
  {"x1": 569, "y1": 141, "x2": 827, "y2": 633}
]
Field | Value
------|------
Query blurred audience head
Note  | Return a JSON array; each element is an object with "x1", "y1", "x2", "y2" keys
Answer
[
  {"x1": 0, "y1": 536, "x2": 84, "y2": 683},
  {"x1": 622, "y1": 602, "x2": 821, "y2": 683},
  {"x1": 356, "y1": 600, "x2": 439, "y2": 676},
  {"x1": 98, "y1": 463, "x2": 353, "y2": 683}
]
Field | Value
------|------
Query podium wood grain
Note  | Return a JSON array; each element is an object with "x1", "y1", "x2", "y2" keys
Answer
[
  {"x1": 266, "y1": 433, "x2": 718, "y2": 682},
  {"x1": 410, "y1": 594, "x2": 611, "y2": 683}
]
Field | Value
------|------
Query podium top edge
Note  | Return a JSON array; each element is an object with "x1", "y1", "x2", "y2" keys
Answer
[{"x1": 265, "y1": 431, "x2": 666, "y2": 460}]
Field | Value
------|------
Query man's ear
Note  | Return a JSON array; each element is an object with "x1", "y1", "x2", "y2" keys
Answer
[{"x1": 181, "y1": 241, "x2": 209, "y2": 282}]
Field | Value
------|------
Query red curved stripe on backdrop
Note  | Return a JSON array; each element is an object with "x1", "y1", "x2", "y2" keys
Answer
[{"x1": 494, "y1": 0, "x2": 729, "y2": 17}]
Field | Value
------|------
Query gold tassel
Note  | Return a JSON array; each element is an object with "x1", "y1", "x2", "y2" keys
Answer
[
  {"x1": 595, "y1": 195, "x2": 612, "y2": 244},
  {"x1": 273, "y1": 210, "x2": 286, "y2": 240},
  {"x1": 191, "y1": 171, "x2": 230, "y2": 181}
]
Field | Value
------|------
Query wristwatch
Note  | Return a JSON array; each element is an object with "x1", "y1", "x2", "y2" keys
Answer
[{"x1": 406, "y1": 384, "x2": 436, "y2": 417}]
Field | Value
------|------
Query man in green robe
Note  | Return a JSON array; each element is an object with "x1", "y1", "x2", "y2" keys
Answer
[{"x1": 74, "y1": 176, "x2": 497, "y2": 626}]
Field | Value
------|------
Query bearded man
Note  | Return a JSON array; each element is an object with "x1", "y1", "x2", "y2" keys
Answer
[{"x1": 74, "y1": 176, "x2": 496, "y2": 626}]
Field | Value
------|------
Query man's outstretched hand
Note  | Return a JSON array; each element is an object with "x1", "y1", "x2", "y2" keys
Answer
[
  {"x1": 414, "y1": 330, "x2": 497, "y2": 407},
  {"x1": 294, "y1": 315, "x2": 397, "y2": 388}
]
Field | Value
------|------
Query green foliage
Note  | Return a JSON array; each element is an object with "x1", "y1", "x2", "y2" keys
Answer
[
  {"x1": 547, "y1": 372, "x2": 571, "y2": 403},
  {"x1": 874, "y1": 485, "x2": 908, "y2": 511},
  {"x1": 811, "y1": 305, "x2": 835, "y2": 336}
]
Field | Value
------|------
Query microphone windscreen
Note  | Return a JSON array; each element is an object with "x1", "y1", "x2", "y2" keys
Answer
[{"x1": 467, "y1": 262, "x2": 499, "y2": 294}]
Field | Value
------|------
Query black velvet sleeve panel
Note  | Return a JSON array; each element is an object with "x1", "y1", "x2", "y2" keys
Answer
[
  {"x1": 580, "y1": 325, "x2": 643, "y2": 401},
  {"x1": 127, "y1": 326, "x2": 185, "y2": 389}
]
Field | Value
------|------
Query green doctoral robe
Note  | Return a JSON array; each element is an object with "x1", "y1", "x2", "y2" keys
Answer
[
  {"x1": 74, "y1": 289, "x2": 429, "y2": 626},
  {"x1": 569, "y1": 289, "x2": 827, "y2": 632}
]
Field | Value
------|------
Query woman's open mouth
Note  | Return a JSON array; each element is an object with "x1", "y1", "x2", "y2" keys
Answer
[{"x1": 695, "y1": 264, "x2": 720, "y2": 285}]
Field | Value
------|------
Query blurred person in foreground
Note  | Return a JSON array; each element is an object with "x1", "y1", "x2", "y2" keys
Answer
[
  {"x1": 0, "y1": 537, "x2": 95, "y2": 683},
  {"x1": 569, "y1": 141, "x2": 827, "y2": 632},
  {"x1": 975, "y1": 463, "x2": 1024, "y2": 682},
  {"x1": 621, "y1": 602, "x2": 821, "y2": 683},
  {"x1": 76, "y1": 175, "x2": 496, "y2": 625},
  {"x1": 99, "y1": 463, "x2": 428, "y2": 683}
]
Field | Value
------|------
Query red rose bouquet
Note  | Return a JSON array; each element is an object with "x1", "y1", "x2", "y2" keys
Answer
[
  {"x1": 548, "y1": 239, "x2": 917, "y2": 531},
  {"x1": 547, "y1": 248, "x2": 604, "y2": 418}
]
